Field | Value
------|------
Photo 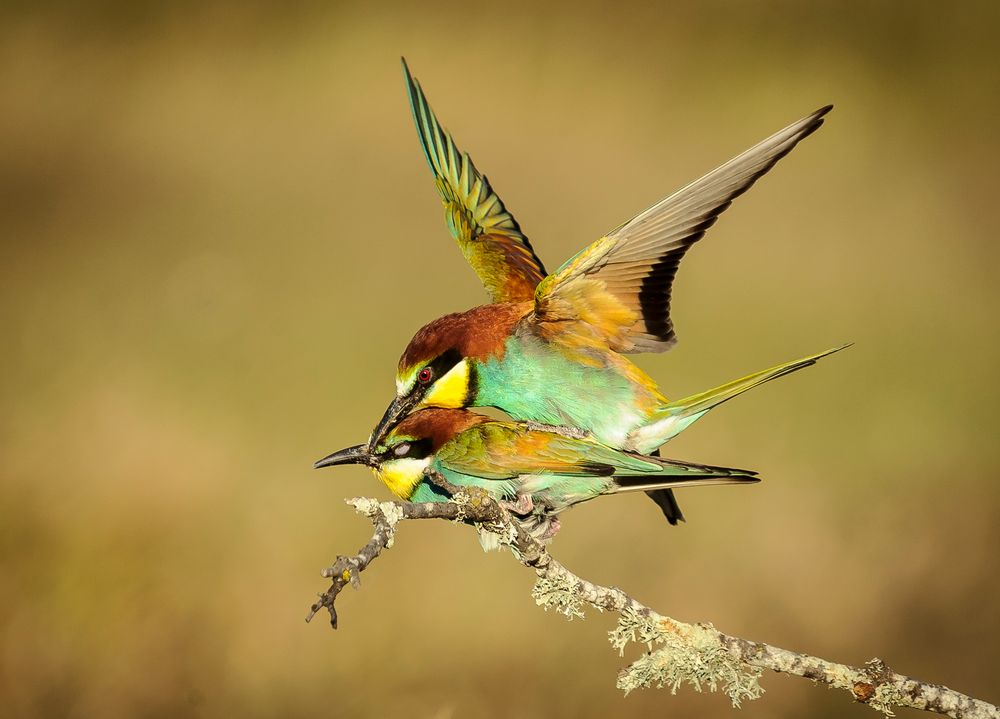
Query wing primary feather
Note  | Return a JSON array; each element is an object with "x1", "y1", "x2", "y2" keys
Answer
[
  {"x1": 400, "y1": 58, "x2": 547, "y2": 302},
  {"x1": 401, "y1": 57, "x2": 435, "y2": 171},
  {"x1": 533, "y1": 105, "x2": 832, "y2": 354},
  {"x1": 608, "y1": 106, "x2": 832, "y2": 243}
]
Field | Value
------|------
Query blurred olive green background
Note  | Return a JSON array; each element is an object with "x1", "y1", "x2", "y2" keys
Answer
[{"x1": 2, "y1": 1, "x2": 998, "y2": 717}]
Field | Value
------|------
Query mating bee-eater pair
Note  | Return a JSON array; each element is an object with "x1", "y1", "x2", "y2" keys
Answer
[{"x1": 316, "y1": 59, "x2": 844, "y2": 531}]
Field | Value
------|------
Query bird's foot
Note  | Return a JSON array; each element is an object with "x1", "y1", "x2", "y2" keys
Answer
[
  {"x1": 501, "y1": 493, "x2": 534, "y2": 516},
  {"x1": 539, "y1": 517, "x2": 561, "y2": 540}
]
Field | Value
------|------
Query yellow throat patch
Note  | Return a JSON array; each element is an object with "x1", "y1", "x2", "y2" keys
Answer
[
  {"x1": 420, "y1": 359, "x2": 470, "y2": 409},
  {"x1": 375, "y1": 458, "x2": 429, "y2": 500}
]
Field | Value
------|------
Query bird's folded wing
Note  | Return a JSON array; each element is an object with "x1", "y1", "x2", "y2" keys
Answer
[
  {"x1": 403, "y1": 59, "x2": 547, "y2": 302},
  {"x1": 433, "y1": 423, "x2": 667, "y2": 480},
  {"x1": 531, "y1": 106, "x2": 832, "y2": 354}
]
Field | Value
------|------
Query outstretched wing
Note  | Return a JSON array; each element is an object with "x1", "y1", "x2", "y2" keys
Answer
[
  {"x1": 434, "y1": 422, "x2": 757, "y2": 484},
  {"x1": 403, "y1": 59, "x2": 547, "y2": 302},
  {"x1": 532, "y1": 106, "x2": 832, "y2": 354}
]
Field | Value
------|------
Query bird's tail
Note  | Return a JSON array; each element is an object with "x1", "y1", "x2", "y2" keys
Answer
[
  {"x1": 644, "y1": 448, "x2": 684, "y2": 525},
  {"x1": 611, "y1": 456, "x2": 759, "y2": 493},
  {"x1": 631, "y1": 344, "x2": 850, "y2": 452}
]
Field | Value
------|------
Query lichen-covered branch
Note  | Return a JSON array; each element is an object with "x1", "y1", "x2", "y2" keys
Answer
[{"x1": 307, "y1": 486, "x2": 998, "y2": 719}]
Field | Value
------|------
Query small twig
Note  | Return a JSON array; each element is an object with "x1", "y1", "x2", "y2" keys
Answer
[
  {"x1": 306, "y1": 497, "x2": 464, "y2": 627},
  {"x1": 308, "y1": 481, "x2": 998, "y2": 719}
]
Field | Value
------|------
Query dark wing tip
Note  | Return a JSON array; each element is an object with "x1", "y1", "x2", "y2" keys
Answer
[
  {"x1": 796, "y1": 104, "x2": 834, "y2": 143},
  {"x1": 400, "y1": 56, "x2": 419, "y2": 102},
  {"x1": 618, "y1": 104, "x2": 834, "y2": 354},
  {"x1": 806, "y1": 105, "x2": 833, "y2": 129},
  {"x1": 399, "y1": 58, "x2": 438, "y2": 174},
  {"x1": 400, "y1": 57, "x2": 416, "y2": 93}
]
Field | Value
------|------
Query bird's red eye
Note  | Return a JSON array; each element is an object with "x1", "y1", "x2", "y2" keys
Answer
[{"x1": 417, "y1": 367, "x2": 433, "y2": 384}]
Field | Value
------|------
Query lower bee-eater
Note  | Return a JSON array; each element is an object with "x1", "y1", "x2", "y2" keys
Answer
[{"x1": 316, "y1": 408, "x2": 759, "y2": 537}]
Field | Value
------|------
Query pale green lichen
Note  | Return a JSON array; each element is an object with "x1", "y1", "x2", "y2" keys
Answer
[
  {"x1": 379, "y1": 501, "x2": 404, "y2": 527},
  {"x1": 826, "y1": 664, "x2": 864, "y2": 691},
  {"x1": 378, "y1": 501, "x2": 403, "y2": 547},
  {"x1": 448, "y1": 491, "x2": 472, "y2": 522},
  {"x1": 612, "y1": 608, "x2": 764, "y2": 708},
  {"x1": 869, "y1": 682, "x2": 903, "y2": 717},
  {"x1": 344, "y1": 498, "x2": 403, "y2": 547},
  {"x1": 864, "y1": 659, "x2": 903, "y2": 716},
  {"x1": 475, "y1": 522, "x2": 516, "y2": 552},
  {"x1": 821, "y1": 660, "x2": 902, "y2": 716},
  {"x1": 532, "y1": 575, "x2": 586, "y2": 620},
  {"x1": 446, "y1": 489, "x2": 517, "y2": 553},
  {"x1": 609, "y1": 607, "x2": 663, "y2": 652},
  {"x1": 346, "y1": 496, "x2": 380, "y2": 516}
]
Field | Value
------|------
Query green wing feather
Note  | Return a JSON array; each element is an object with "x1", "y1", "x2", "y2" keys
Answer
[
  {"x1": 402, "y1": 58, "x2": 547, "y2": 302},
  {"x1": 433, "y1": 422, "x2": 758, "y2": 487}
]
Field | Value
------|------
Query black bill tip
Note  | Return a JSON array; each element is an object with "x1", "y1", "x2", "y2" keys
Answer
[{"x1": 314, "y1": 444, "x2": 370, "y2": 469}]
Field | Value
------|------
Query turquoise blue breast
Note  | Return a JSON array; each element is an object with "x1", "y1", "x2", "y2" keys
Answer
[
  {"x1": 408, "y1": 467, "x2": 517, "y2": 503},
  {"x1": 473, "y1": 336, "x2": 648, "y2": 445}
]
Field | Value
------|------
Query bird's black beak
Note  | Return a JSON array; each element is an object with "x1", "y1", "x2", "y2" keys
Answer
[
  {"x1": 314, "y1": 444, "x2": 371, "y2": 469},
  {"x1": 369, "y1": 392, "x2": 420, "y2": 448}
]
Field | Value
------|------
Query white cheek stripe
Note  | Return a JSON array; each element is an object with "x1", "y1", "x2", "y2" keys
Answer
[{"x1": 397, "y1": 371, "x2": 416, "y2": 395}]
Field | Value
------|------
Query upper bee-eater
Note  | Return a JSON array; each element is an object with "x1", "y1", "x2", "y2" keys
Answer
[
  {"x1": 369, "y1": 61, "x2": 842, "y2": 523},
  {"x1": 316, "y1": 408, "x2": 758, "y2": 537}
]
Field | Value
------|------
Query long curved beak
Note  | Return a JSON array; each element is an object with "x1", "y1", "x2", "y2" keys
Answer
[
  {"x1": 314, "y1": 444, "x2": 371, "y2": 469},
  {"x1": 369, "y1": 393, "x2": 420, "y2": 448}
]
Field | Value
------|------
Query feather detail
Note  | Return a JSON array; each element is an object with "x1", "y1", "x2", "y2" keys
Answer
[
  {"x1": 398, "y1": 302, "x2": 532, "y2": 376},
  {"x1": 402, "y1": 58, "x2": 547, "y2": 302},
  {"x1": 531, "y1": 106, "x2": 832, "y2": 354},
  {"x1": 432, "y1": 420, "x2": 757, "y2": 484},
  {"x1": 368, "y1": 409, "x2": 759, "y2": 520}
]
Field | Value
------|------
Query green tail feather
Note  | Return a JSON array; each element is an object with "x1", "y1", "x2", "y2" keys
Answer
[
  {"x1": 666, "y1": 344, "x2": 850, "y2": 419},
  {"x1": 633, "y1": 344, "x2": 850, "y2": 452},
  {"x1": 612, "y1": 455, "x2": 758, "y2": 493},
  {"x1": 614, "y1": 471, "x2": 758, "y2": 493}
]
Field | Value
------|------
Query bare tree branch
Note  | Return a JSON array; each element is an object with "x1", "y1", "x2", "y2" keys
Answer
[{"x1": 307, "y1": 486, "x2": 998, "y2": 719}]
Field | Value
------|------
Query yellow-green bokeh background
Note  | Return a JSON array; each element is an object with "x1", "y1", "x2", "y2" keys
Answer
[{"x1": 2, "y1": 2, "x2": 998, "y2": 716}]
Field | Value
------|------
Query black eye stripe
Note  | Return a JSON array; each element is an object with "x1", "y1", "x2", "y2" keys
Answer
[
  {"x1": 390, "y1": 438, "x2": 432, "y2": 460},
  {"x1": 428, "y1": 348, "x2": 463, "y2": 379},
  {"x1": 464, "y1": 362, "x2": 478, "y2": 405}
]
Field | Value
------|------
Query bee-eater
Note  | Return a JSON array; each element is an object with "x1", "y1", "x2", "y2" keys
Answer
[
  {"x1": 370, "y1": 61, "x2": 841, "y2": 523},
  {"x1": 316, "y1": 408, "x2": 758, "y2": 537}
]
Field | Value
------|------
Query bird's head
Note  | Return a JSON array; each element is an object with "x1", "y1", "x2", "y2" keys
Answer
[
  {"x1": 370, "y1": 311, "x2": 481, "y2": 448},
  {"x1": 370, "y1": 304, "x2": 529, "y2": 447},
  {"x1": 315, "y1": 408, "x2": 489, "y2": 500}
]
